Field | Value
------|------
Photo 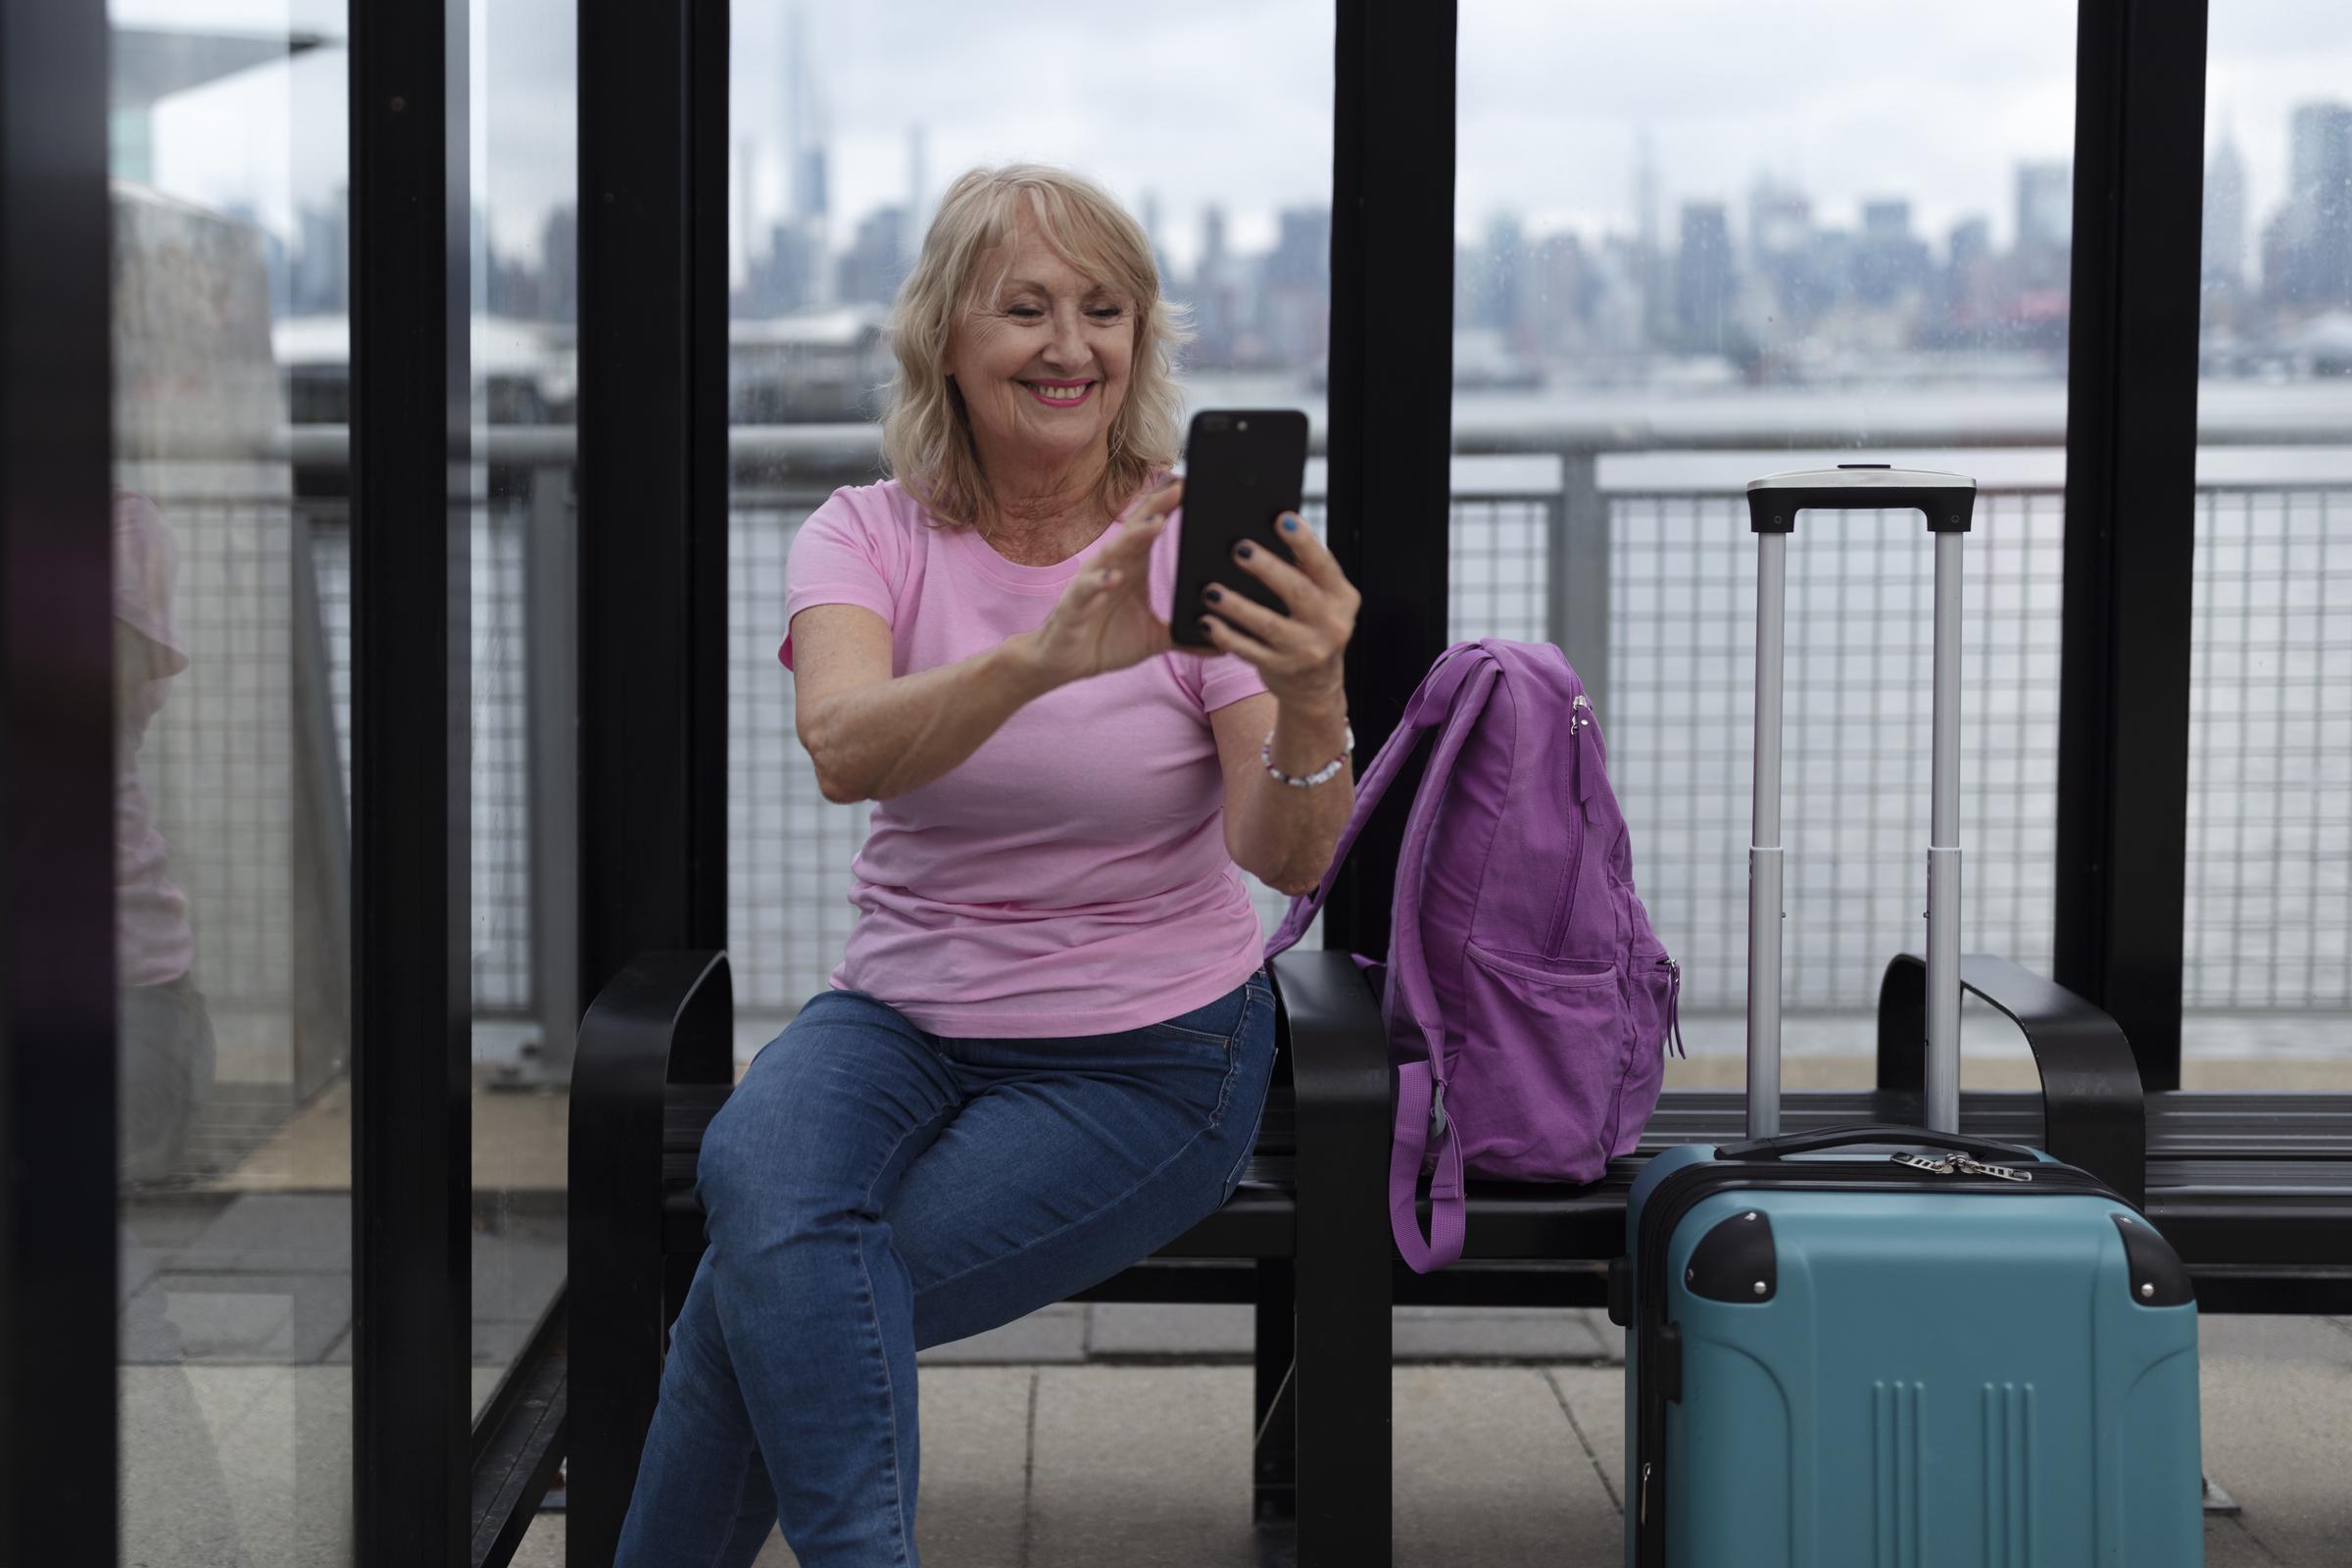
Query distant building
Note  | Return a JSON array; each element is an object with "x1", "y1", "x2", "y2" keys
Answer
[
  {"x1": 1260, "y1": 206, "x2": 1330, "y2": 367},
  {"x1": 1186, "y1": 204, "x2": 1251, "y2": 368},
  {"x1": 2015, "y1": 162, "x2": 2072, "y2": 293},
  {"x1": 1530, "y1": 230, "x2": 1591, "y2": 356},
  {"x1": 540, "y1": 205, "x2": 578, "y2": 324},
  {"x1": 1675, "y1": 202, "x2": 1736, "y2": 352},
  {"x1": 1476, "y1": 212, "x2": 1524, "y2": 336},
  {"x1": 2203, "y1": 123, "x2": 2248, "y2": 290},
  {"x1": 2267, "y1": 102, "x2": 2352, "y2": 310},
  {"x1": 745, "y1": 219, "x2": 824, "y2": 318},
  {"x1": 836, "y1": 206, "x2": 907, "y2": 309},
  {"x1": 1747, "y1": 176, "x2": 1815, "y2": 324},
  {"x1": 291, "y1": 187, "x2": 350, "y2": 316},
  {"x1": 1855, "y1": 198, "x2": 1933, "y2": 307}
]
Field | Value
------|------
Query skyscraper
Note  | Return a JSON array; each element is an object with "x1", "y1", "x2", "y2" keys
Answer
[
  {"x1": 1747, "y1": 176, "x2": 1814, "y2": 325},
  {"x1": 2015, "y1": 162, "x2": 2072, "y2": 293},
  {"x1": 1675, "y1": 202, "x2": 1735, "y2": 352},
  {"x1": 2270, "y1": 101, "x2": 2352, "y2": 309},
  {"x1": 837, "y1": 207, "x2": 907, "y2": 308},
  {"x1": 1855, "y1": 198, "x2": 1932, "y2": 307},
  {"x1": 2203, "y1": 121, "x2": 2247, "y2": 289}
]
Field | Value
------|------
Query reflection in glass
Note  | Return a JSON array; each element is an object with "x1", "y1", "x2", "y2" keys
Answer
[
  {"x1": 466, "y1": 0, "x2": 577, "y2": 1425},
  {"x1": 2186, "y1": 9, "x2": 2352, "y2": 1086},
  {"x1": 112, "y1": 9, "x2": 356, "y2": 1559}
]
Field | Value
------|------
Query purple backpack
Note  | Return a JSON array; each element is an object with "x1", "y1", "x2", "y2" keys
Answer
[{"x1": 1265, "y1": 639, "x2": 1682, "y2": 1272}]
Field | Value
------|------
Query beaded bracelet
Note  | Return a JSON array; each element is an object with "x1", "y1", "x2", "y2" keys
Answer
[{"x1": 1260, "y1": 723, "x2": 1355, "y2": 789}]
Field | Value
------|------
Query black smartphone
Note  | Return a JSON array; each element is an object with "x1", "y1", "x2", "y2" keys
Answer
[{"x1": 1169, "y1": 408, "x2": 1309, "y2": 651}]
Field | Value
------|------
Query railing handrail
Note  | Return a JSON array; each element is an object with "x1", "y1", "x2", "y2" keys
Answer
[{"x1": 269, "y1": 404, "x2": 2352, "y2": 479}]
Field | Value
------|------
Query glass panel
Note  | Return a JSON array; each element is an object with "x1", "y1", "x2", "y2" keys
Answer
[
  {"x1": 469, "y1": 0, "x2": 576, "y2": 1415},
  {"x1": 1457, "y1": 4, "x2": 2076, "y2": 1093},
  {"x1": 110, "y1": 3, "x2": 355, "y2": 1558},
  {"x1": 2188, "y1": 9, "x2": 2352, "y2": 1089},
  {"x1": 726, "y1": 1, "x2": 1336, "y2": 1054}
]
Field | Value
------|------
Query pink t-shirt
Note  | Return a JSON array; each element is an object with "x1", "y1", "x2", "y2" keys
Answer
[{"x1": 780, "y1": 479, "x2": 1271, "y2": 1037}]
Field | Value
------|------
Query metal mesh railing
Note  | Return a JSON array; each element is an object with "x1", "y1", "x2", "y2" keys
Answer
[
  {"x1": 173, "y1": 462, "x2": 2346, "y2": 1025},
  {"x1": 1604, "y1": 490, "x2": 2064, "y2": 1010},
  {"x1": 2186, "y1": 486, "x2": 2352, "y2": 1008}
]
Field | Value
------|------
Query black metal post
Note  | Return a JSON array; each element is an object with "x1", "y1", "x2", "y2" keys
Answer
[
  {"x1": 0, "y1": 0, "x2": 116, "y2": 1560},
  {"x1": 2055, "y1": 0, "x2": 2210, "y2": 1092},
  {"x1": 1322, "y1": 2, "x2": 1458, "y2": 959},
  {"x1": 577, "y1": 0, "x2": 730, "y2": 1016},
  {"x1": 350, "y1": 0, "x2": 472, "y2": 1558}
]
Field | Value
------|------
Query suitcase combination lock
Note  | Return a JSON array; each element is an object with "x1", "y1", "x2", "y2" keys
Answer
[{"x1": 1890, "y1": 1151, "x2": 2034, "y2": 1183}]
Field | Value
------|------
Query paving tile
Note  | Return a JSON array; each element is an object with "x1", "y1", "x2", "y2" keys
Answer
[
  {"x1": 1395, "y1": 1365, "x2": 1619, "y2": 1566},
  {"x1": 150, "y1": 1365, "x2": 357, "y2": 1565},
  {"x1": 1575, "y1": 1308, "x2": 1627, "y2": 1365},
  {"x1": 1082, "y1": 1304, "x2": 1615, "y2": 1363},
  {"x1": 1087, "y1": 1301, "x2": 1253, "y2": 1358},
  {"x1": 1395, "y1": 1307, "x2": 1608, "y2": 1363},
  {"x1": 918, "y1": 1300, "x2": 1088, "y2": 1365},
  {"x1": 1544, "y1": 1365, "x2": 1628, "y2": 1518},
  {"x1": 2199, "y1": 1315, "x2": 2352, "y2": 1567},
  {"x1": 121, "y1": 1193, "x2": 235, "y2": 1250},
  {"x1": 743, "y1": 1367, "x2": 1035, "y2": 1568},
  {"x1": 471, "y1": 1364, "x2": 507, "y2": 1423},
  {"x1": 177, "y1": 1191, "x2": 352, "y2": 1268},
  {"x1": 121, "y1": 1270, "x2": 352, "y2": 1365},
  {"x1": 472, "y1": 1316, "x2": 537, "y2": 1367},
  {"x1": 121, "y1": 1366, "x2": 289, "y2": 1568},
  {"x1": 1030, "y1": 1366, "x2": 1261, "y2": 1566},
  {"x1": 471, "y1": 1220, "x2": 566, "y2": 1323},
  {"x1": 224, "y1": 1367, "x2": 358, "y2": 1560},
  {"x1": 2201, "y1": 1312, "x2": 2352, "y2": 1367},
  {"x1": 513, "y1": 1508, "x2": 564, "y2": 1568},
  {"x1": 2203, "y1": 1515, "x2": 2286, "y2": 1568}
]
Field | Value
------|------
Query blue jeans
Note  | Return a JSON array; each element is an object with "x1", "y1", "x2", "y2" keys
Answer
[{"x1": 613, "y1": 968, "x2": 1279, "y2": 1568}]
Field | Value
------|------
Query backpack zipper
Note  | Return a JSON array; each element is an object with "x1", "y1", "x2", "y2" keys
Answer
[{"x1": 1544, "y1": 694, "x2": 1600, "y2": 952}]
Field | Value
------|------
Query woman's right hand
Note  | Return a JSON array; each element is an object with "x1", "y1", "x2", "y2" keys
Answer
[{"x1": 1021, "y1": 479, "x2": 1182, "y2": 685}]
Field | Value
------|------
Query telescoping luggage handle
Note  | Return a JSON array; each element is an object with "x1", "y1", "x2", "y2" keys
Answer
[{"x1": 1742, "y1": 466, "x2": 1976, "y2": 1140}]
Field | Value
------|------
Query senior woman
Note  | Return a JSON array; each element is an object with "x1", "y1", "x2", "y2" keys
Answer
[{"x1": 614, "y1": 164, "x2": 1359, "y2": 1566}]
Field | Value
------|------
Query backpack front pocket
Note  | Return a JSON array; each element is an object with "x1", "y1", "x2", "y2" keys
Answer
[{"x1": 1447, "y1": 941, "x2": 1628, "y2": 1182}]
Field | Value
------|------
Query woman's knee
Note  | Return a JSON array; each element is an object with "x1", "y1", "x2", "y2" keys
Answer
[{"x1": 695, "y1": 996, "x2": 948, "y2": 1234}]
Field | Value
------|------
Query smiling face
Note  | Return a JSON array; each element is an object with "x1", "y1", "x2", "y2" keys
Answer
[{"x1": 943, "y1": 212, "x2": 1136, "y2": 484}]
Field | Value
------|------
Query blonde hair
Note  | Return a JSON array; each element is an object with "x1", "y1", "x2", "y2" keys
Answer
[{"x1": 882, "y1": 164, "x2": 1192, "y2": 531}]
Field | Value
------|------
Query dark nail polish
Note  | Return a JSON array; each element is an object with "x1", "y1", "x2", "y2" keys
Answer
[
  {"x1": 1203, "y1": 586, "x2": 1223, "y2": 603},
  {"x1": 1198, "y1": 616, "x2": 1216, "y2": 635},
  {"x1": 1236, "y1": 542, "x2": 1255, "y2": 560}
]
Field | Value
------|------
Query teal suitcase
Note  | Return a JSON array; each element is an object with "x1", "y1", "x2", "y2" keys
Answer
[
  {"x1": 1614, "y1": 469, "x2": 2203, "y2": 1566},
  {"x1": 1618, "y1": 1130, "x2": 2203, "y2": 1566}
]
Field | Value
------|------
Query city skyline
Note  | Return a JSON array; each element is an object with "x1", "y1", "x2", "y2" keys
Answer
[
  {"x1": 122, "y1": 2, "x2": 2352, "y2": 382},
  {"x1": 134, "y1": 1, "x2": 2352, "y2": 274}
]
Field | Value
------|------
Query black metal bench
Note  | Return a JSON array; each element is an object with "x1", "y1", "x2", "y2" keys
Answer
[{"x1": 566, "y1": 947, "x2": 2352, "y2": 1566}]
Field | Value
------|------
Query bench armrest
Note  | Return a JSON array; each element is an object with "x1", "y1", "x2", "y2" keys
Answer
[
  {"x1": 1268, "y1": 949, "x2": 1394, "y2": 1253},
  {"x1": 567, "y1": 952, "x2": 733, "y2": 1552},
  {"x1": 571, "y1": 952, "x2": 733, "y2": 1284},
  {"x1": 1878, "y1": 952, "x2": 2146, "y2": 1207}
]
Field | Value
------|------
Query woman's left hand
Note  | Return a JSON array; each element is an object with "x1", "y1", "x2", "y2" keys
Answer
[{"x1": 1196, "y1": 514, "x2": 1359, "y2": 709}]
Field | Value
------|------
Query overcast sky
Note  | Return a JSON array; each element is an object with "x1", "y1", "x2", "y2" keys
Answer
[{"x1": 129, "y1": 1, "x2": 2352, "y2": 283}]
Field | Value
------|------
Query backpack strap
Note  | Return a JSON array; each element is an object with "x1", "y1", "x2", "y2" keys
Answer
[
  {"x1": 1261, "y1": 642, "x2": 1487, "y2": 958},
  {"x1": 1383, "y1": 654, "x2": 1501, "y2": 1272}
]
